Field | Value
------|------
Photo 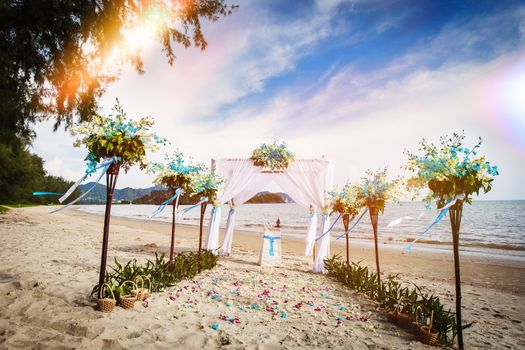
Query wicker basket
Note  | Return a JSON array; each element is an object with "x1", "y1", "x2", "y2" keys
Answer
[
  {"x1": 133, "y1": 276, "x2": 151, "y2": 301},
  {"x1": 120, "y1": 281, "x2": 137, "y2": 310},
  {"x1": 98, "y1": 283, "x2": 116, "y2": 313},
  {"x1": 411, "y1": 306, "x2": 423, "y2": 334},
  {"x1": 386, "y1": 310, "x2": 398, "y2": 324},
  {"x1": 419, "y1": 310, "x2": 439, "y2": 345},
  {"x1": 398, "y1": 312, "x2": 411, "y2": 328}
]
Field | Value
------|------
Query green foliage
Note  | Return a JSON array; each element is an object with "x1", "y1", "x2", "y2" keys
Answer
[
  {"x1": 0, "y1": 206, "x2": 9, "y2": 214},
  {"x1": 1, "y1": 0, "x2": 237, "y2": 139},
  {"x1": 0, "y1": 142, "x2": 80, "y2": 204},
  {"x1": 405, "y1": 131, "x2": 498, "y2": 207},
  {"x1": 324, "y1": 255, "x2": 465, "y2": 346},
  {"x1": 329, "y1": 182, "x2": 364, "y2": 218},
  {"x1": 355, "y1": 168, "x2": 401, "y2": 213},
  {"x1": 91, "y1": 251, "x2": 218, "y2": 302}
]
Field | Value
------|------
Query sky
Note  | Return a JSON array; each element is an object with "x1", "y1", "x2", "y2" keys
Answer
[{"x1": 33, "y1": 0, "x2": 525, "y2": 200}]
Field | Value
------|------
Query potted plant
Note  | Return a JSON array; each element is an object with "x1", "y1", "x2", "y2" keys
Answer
[
  {"x1": 72, "y1": 100, "x2": 166, "y2": 304},
  {"x1": 355, "y1": 168, "x2": 400, "y2": 286},
  {"x1": 329, "y1": 182, "x2": 364, "y2": 265},
  {"x1": 150, "y1": 152, "x2": 202, "y2": 265},
  {"x1": 188, "y1": 166, "x2": 223, "y2": 271},
  {"x1": 405, "y1": 131, "x2": 498, "y2": 349}
]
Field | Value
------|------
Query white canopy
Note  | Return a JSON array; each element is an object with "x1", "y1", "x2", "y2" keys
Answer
[{"x1": 205, "y1": 157, "x2": 334, "y2": 272}]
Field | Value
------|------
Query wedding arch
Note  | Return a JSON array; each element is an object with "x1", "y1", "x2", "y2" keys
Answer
[{"x1": 204, "y1": 157, "x2": 334, "y2": 272}]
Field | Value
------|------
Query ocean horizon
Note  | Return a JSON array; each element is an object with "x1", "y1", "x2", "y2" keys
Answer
[{"x1": 77, "y1": 200, "x2": 525, "y2": 260}]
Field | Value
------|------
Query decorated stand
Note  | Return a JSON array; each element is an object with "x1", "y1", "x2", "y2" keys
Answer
[
  {"x1": 149, "y1": 152, "x2": 201, "y2": 265},
  {"x1": 188, "y1": 166, "x2": 223, "y2": 272},
  {"x1": 52, "y1": 101, "x2": 167, "y2": 303},
  {"x1": 329, "y1": 182, "x2": 364, "y2": 265},
  {"x1": 355, "y1": 168, "x2": 400, "y2": 286},
  {"x1": 405, "y1": 132, "x2": 498, "y2": 349},
  {"x1": 204, "y1": 141, "x2": 334, "y2": 272}
]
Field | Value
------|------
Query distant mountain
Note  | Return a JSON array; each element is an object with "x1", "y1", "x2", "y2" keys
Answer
[
  {"x1": 246, "y1": 191, "x2": 294, "y2": 204},
  {"x1": 130, "y1": 190, "x2": 294, "y2": 205},
  {"x1": 77, "y1": 182, "x2": 164, "y2": 204},
  {"x1": 132, "y1": 189, "x2": 201, "y2": 205}
]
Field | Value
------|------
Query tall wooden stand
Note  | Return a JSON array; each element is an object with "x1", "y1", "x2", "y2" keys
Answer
[
  {"x1": 449, "y1": 201, "x2": 464, "y2": 350},
  {"x1": 168, "y1": 188, "x2": 178, "y2": 265},
  {"x1": 97, "y1": 162, "x2": 120, "y2": 299},
  {"x1": 342, "y1": 213, "x2": 350, "y2": 266},
  {"x1": 369, "y1": 206, "x2": 381, "y2": 286},
  {"x1": 198, "y1": 201, "x2": 208, "y2": 273}
]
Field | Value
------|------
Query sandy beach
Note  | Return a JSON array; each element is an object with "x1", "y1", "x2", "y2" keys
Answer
[{"x1": 0, "y1": 206, "x2": 524, "y2": 349}]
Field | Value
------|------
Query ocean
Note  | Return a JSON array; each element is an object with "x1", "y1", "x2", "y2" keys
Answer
[{"x1": 77, "y1": 200, "x2": 525, "y2": 259}]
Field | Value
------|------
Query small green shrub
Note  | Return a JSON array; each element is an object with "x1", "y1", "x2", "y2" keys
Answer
[
  {"x1": 324, "y1": 255, "x2": 468, "y2": 346},
  {"x1": 92, "y1": 251, "x2": 218, "y2": 302}
]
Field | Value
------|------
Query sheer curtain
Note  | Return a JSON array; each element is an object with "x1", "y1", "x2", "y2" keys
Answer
[{"x1": 205, "y1": 157, "x2": 334, "y2": 272}]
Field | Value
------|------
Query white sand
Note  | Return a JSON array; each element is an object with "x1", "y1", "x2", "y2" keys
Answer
[{"x1": 0, "y1": 206, "x2": 524, "y2": 349}]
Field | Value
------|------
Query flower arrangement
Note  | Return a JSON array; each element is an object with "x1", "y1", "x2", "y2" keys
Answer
[
  {"x1": 251, "y1": 141, "x2": 295, "y2": 171},
  {"x1": 150, "y1": 152, "x2": 202, "y2": 190},
  {"x1": 355, "y1": 168, "x2": 400, "y2": 213},
  {"x1": 188, "y1": 167, "x2": 224, "y2": 203},
  {"x1": 72, "y1": 100, "x2": 167, "y2": 173},
  {"x1": 329, "y1": 182, "x2": 364, "y2": 219},
  {"x1": 405, "y1": 131, "x2": 498, "y2": 207}
]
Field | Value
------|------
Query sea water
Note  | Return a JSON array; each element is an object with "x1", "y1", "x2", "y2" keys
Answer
[{"x1": 77, "y1": 201, "x2": 525, "y2": 259}]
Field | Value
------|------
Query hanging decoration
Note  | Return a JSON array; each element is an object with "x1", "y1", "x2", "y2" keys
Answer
[{"x1": 251, "y1": 141, "x2": 295, "y2": 171}]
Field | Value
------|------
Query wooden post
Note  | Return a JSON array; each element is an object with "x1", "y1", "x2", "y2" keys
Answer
[
  {"x1": 369, "y1": 206, "x2": 381, "y2": 286},
  {"x1": 198, "y1": 201, "x2": 208, "y2": 273},
  {"x1": 97, "y1": 162, "x2": 120, "y2": 299},
  {"x1": 168, "y1": 188, "x2": 178, "y2": 266},
  {"x1": 342, "y1": 213, "x2": 350, "y2": 266},
  {"x1": 449, "y1": 200, "x2": 464, "y2": 350}
]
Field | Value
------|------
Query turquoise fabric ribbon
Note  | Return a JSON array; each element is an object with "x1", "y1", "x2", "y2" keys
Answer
[
  {"x1": 403, "y1": 195, "x2": 464, "y2": 252},
  {"x1": 334, "y1": 208, "x2": 368, "y2": 241},
  {"x1": 177, "y1": 196, "x2": 209, "y2": 219},
  {"x1": 263, "y1": 235, "x2": 281, "y2": 256},
  {"x1": 33, "y1": 192, "x2": 63, "y2": 196},
  {"x1": 47, "y1": 157, "x2": 120, "y2": 214},
  {"x1": 148, "y1": 188, "x2": 183, "y2": 218},
  {"x1": 315, "y1": 213, "x2": 342, "y2": 242}
]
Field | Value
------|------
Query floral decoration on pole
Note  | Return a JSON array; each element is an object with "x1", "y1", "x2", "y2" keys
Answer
[
  {"x1": 251, "y1": 141, "x2": 295, "y2": 171},
  {"x1": 72, "y1": 100, "x2": 166, "y2": 303},
  {"x1": 150, "y1": 152, "x2": 202, "y2": 265},
  {"x1": 355, "y1": 168, "x2": 400, "y2": 286},
  {"x1": 405, "y1": 131, "x2": 498, "y2": 350},
  {"x1": 189, "y1": 166, "x2": 224, "y2": 271},
  {"x1": 329, "y1": 182, "x2": 364, "y2": 265}
]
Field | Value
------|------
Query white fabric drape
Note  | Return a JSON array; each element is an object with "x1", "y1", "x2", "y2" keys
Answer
[
  {"x1": 203, "y1": 157, "x2": 333, "y2": 272},
  {"x1": 221, "y1": 207, "x2": 236, "y2": 255},
  {"x1": 304, "y1": 213, "x2": 317, "y2": 256},
  {"x1": 205, "y1": 206, "x2": 221, "y2": 252},
  {"x1": 313, "y1": 215, "x2": 331, "y2": 273}
]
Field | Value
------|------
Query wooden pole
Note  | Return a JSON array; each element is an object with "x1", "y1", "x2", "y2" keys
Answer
[
  {"x1": 449, "y1": 201, "x2": 464, "y2": 350},
  {"x1": 97, "y1": 162, "x2": 120, "y2": 300},
  {"x1": 342, "y1": 213, "x2": 350, "y2": 266},
  {"x1": 168, "y1": 188, "x2": 177, "y2": 266},
  {"x1": 198, "y1": 201, "x2": 208, "y2": 273},
  {"x1": 369, "y1": 206, "x2": 381, "y2": 286}
]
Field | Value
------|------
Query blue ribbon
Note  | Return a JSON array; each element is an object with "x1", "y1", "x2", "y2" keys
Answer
[
  {"x1": 334, "y1": 208, "x2": 368, "y2": 241},
  {"x1": 177, "y1": 196, "x2": 209, "y2": 219},
  {"x1": 33, "y1": 192, "x2": 64, "y2": 196},
  {"x1": 315, "y1": 213, "x2": 342, "y2": 242},
  {"x1": 148, "y1": 188, "x2": 183, "y2": 218},
  {"x1": 403, "y1": 196, "x2": 462, "y2": 253},
  {"x1": 263, "y1": 235, "x2": 281, "y2": 256},
  {"x1": 48, "y1": 157, "x2": 120, "y2": 214}
]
